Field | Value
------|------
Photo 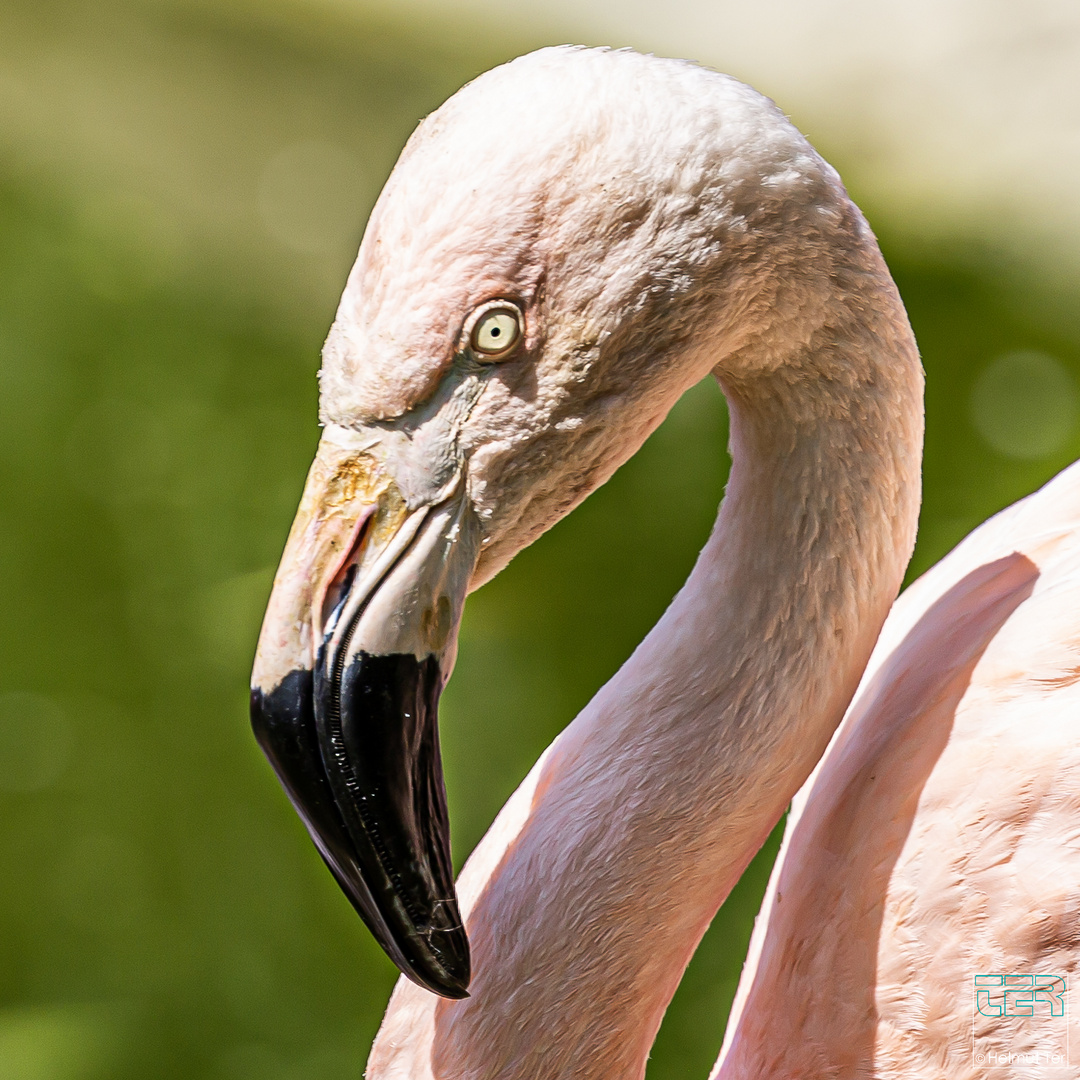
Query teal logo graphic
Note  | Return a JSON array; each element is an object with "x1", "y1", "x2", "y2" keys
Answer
[
  {"x1": 976, "y1": 975, "x2": 1066, "y2": 1017},
  {"x1": 973, "y1": 974, "x2": 1071, "y2": 1070}
]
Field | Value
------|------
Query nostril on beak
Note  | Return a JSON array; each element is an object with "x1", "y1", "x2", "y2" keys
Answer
[
  {"x1": 323, "y1": 563, "x2": 358, "y2": 641},
  {"x1": 317, "y1": 507, "x2": 376, "y2": 640}
]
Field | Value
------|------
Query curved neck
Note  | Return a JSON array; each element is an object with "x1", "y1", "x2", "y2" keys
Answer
[{"x1": 368, "y1": 263, "x2": 923, "y2": 1080}]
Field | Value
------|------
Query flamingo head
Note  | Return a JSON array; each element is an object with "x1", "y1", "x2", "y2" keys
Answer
[{"x1": 249, "y1": 45, "x2": 849, "y2": 997}]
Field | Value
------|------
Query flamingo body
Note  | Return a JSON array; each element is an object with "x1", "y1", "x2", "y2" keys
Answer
[
  {"x1": 248, "y1": 43, "x2": 1080, "y2": 1080},
  {"x1": 721, "y1": 463, "x2": 1080, "y2": 1079}
]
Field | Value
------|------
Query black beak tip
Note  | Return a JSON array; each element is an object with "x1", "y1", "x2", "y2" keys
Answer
[
  {"x1": 250, "y1": 664, "x2": 473, "y2": 1001},
  {"x1": 434, "y1": 978, "x2": 471, "y2": 1001},
  {"x1": 321, "y1": 857, "x2": 471, "y2": 999},
  {"x1": 416, "y1": 964, "x2": 471, "y2": 1000},
  {"x1": 413, "y1": 928, "x2": 471, "y2": 999}
]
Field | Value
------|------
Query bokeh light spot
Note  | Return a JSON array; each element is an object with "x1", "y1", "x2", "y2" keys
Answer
[
  {"x1": 257, "y1": 142, "x2": 363, "y2": 256},
  {"x1": 970, "y1": 350, "x2": 1079, "y2": 459},
  {"x1": 0, "y1": 692, "x2": 72, "y2": 794}
]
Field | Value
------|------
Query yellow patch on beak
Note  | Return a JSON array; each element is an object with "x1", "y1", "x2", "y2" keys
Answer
[{"x1": 252, "y1": 437, "x2": 403, "y2": 693}]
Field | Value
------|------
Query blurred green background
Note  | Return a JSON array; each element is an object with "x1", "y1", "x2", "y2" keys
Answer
[{"x1": 2, "y1": 1, "x2": 1079, "y2": 1078}]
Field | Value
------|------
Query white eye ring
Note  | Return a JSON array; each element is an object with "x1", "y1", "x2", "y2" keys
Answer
[{"x1": 469, "y1": 302, "x2": 523, "y2": 359}]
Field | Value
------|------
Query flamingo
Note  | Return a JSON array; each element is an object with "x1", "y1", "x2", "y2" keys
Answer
[{"x1": 250, "y1": 46, "x2": 1080, "y2": 1078}]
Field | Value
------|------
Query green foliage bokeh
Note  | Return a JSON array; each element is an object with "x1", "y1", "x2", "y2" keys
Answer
[{"x1": 1, "y1": 2, "x2": 1079, "y2": 1077}]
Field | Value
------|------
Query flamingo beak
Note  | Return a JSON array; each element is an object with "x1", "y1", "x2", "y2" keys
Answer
[{"x1": 249, "y1": 433, "x2": 479, "y2": 999}]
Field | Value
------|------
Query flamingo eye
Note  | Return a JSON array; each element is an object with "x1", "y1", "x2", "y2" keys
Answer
[{"x1": 470, "y1": 304, "x2": 522, "y2": 359}]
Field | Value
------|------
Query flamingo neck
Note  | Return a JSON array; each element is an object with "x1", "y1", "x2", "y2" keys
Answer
[{"x1": 369, "y1": 270, "x2": 923, "y2": 1080}]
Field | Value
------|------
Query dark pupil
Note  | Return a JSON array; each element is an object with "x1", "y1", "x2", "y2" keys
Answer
[{"x1": 490, "y1": 326, "x2": 501, "y2": 338}]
